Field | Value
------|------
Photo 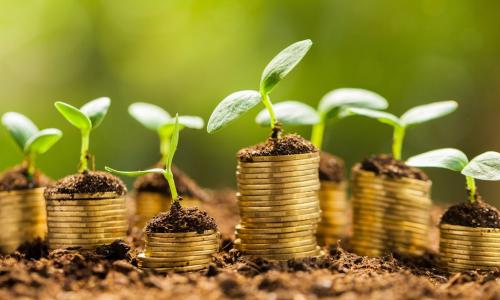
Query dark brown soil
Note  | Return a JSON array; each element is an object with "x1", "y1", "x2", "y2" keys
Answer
[
  {"x1": 145, "y1": 201, "x2": 217, "y2": 234},
  {"x1": 0, "y1": 165, "x2": 51, "y2": 192},
  {"x1": 319, "y1": 151, "x2": 344, "y2": 182},
  {"x1": 361, "y1": 154, "x2": 429, "y2": 181},
  {"x1": 238, "y1": 134, "x2": 317, "y2": 162},
  {"x1": 95, "y1": 240, "x2": 131, "y2": 260},
  {"x1": 440, "y1": 201, "x2": 500, "y2": 228},
  {"x1": 44, "y1": 171, "x2": 127, "y2": 197}
]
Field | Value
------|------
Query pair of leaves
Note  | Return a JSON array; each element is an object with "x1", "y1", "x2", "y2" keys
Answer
[
  {"x1": 55, "y1": 97, "x2": 111, "y2": 131},
  {"x1": 2, "y1": 112, "x2": 62, "y2": 155}
]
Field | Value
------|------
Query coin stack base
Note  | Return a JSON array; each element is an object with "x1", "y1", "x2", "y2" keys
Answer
[{"x1": 317, "y1": 181, "x2": 348, "y2": 245}]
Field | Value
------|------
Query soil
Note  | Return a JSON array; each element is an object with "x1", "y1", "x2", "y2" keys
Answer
[
  {"x1": 440, "y1": 201, "x2": 500, "y2": 228},
  {"x1": 44, "y1": 171, "x2": 127, "y2": 197},
  {"x1": 361, "y1": 154, "x2": 429, "y2": 181},
  {"x1": 0, "y1": 165, "x2": 51, "y2": 192},
  {"x1": 238, "y1": 134, "x2": 317, "y2": 162},
  {"x1": 319, "y1": 151, "x2": 344, "y2": 182}
]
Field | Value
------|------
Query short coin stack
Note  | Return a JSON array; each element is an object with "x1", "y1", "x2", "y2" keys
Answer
[
  {"x1": 0, "y1": 188, "x2": 47, "y2": 253},
  {"x1": 234, "y1": 152, "x2": 323, "y2": 260},
  {"x1": 350, "y1": 166, "x2": 432, "y2": 256},
  {"x1": 45, "y1": 192, "x2": 127, "y2": 250},
  {"x1": 316, "y1": 181, "x2": 348, "y2": 245},
  {"x1": 138, "y1": 230, "x2": 220, "y2": 272},
  {"x1": 439, "y1": 224, "x2": 500, "y2": 273}
]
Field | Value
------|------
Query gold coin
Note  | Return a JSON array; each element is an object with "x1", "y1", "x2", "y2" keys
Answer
[
  {"x1": 47, "y1": 209, "x2": 126, "y2": 217},
  {"x1": 140, "y1": 264, "x2": 207, "y2": 273},
  {"x1": 236, "y1": 235, "x2": 316, "y2": 244},
  {"x1": 440, "y1": 229, "x2": 500, "y2": 238},
  {"x1": 238, "y1": 179, "x2": 319, "y2": 191},
  {"x1": 352, "y1": 194, "x2": 431, "y2": 210},
  {"x1": 237, "y1": 163, "x2": 319, "y2": 174},
  {"x1": 440, "y1": 237, "x2": 500, "y2": 247},
  {"x1": 237, "y1": 191, "x2": 317, "y2": 201},
  {"x1": 47, "y1": 220, "x2": 128, "y2": 228},
  {"x1": 355, "y1": 218, "x2": 429, "y2": 231},
  {"x1": 47, "y1": 231, "x2": 126, "y2": 239},
  {"x1": 238, "y1": 156, "x2": 320, "y2": 168},
  {"x1": 352, "y1": 212, "x2": 429, "y2": 225},
  {"x1": 440, "y1": 233, "x2": 500, "y2": 243},
  {"x1": 146, "y1": 230, "x2": 217, "y2": 238},
  {"x1": 247, "y1": 152, "x2": 319, "y2": 162},
  {"x1": 47, "y1": 215, "x2": 125, "y2": 222},
  {"x1": 235, "y1": 224, "x2": 315, "y2": 234},
  {"x1": 44, "y1": 192, "x2": 123, "y2": 201},
  {"x1": 241, "y1": 212, "x2": 321, "y2": 223},
  {"x1": 439, "y1": 243, "x2": 496, "y2": 252},
  {"x1": 46, "y1": 204, "x2": 126, "y2": 212},
  {"x1": 48, "y1": 226, "x2": 128, "y2": 234},
  {"x1": 48, "y1": 236, "x2": 123, "y2": 244},
  {"x1": 238, "y1": 197, "x2": 318, "y2": 207},
  {"x1": 146, "y1": 235, "x2": 219, "y2": 243},
  {"x1": 440, "y1": 251, "x2": 500, "y2": 261},
  {"x1": 145, "y1": 238, "x2": 219, "y2": 247},
  {"x1": 239, "y1": 207, "x2": 320, "y2": 218},
  {"x1": 237, "y1": 174, "x2": 318, "y2": 185},
  {"x1": 238, "y1": 202, "x2": 319, "y2": 212},
  {"x1": 146, "y1": 244, "x2": 219, "y2": 252},
  {"x1": 137, "y1": 253, "x2": 210, "y2": 262},
  {"x1": 240, "y1": 218, "x2": 320, "y2": 228},
  {"x1": 352, "y1": 183, "x2": 429, "y2": 197},
  {"x1": 236, "y1": 169, "x2": 317, "y2": 180},
  {"x1": 235, "y1": 238, "x2": 316, "y2": 250},
  {"x1": 439, "y1": 247, "x2": 500, "y2": 257},
  {"x1": 235, "y1": 231, "x2": 316, "y2": 241},
  {"x1": 440, "y1": 224, "x2": 500, "y2": 233},
  {"x1": 440, "y1": 256, "x2": 500, "y2": 267},
  {"x1": 252, "y1": 247, "x2": 321, "y2": 261},
  {"x1": 351, "y1": 198, "x2": 431, "y2": 213},
  {"x1": 144, "y1": 249, "x2": 217, "y2": 257},
  {"x1": 138, "y1": 258, "x2": 211, "y2": 268},
  {"x1": 441, "y1": 261, "x2": 497, "y2": 271},
  {"x1": 238, "y1": 185, "x2": 321, "y2": 196},
  {"x1": 238, "y1": 243, "x2": 317, "y2": 255},
  {"x1": 45, "y1": 198, "x2": 125, "y2": 206}
]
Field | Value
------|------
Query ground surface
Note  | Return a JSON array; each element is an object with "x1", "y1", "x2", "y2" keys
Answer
[{"x1": 1, "y1": 189, "x2": 499, "y2": 300}]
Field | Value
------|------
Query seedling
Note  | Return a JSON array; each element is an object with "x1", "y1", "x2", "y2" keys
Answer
[
  {"x1": 346, "y1": 101, "x2": 458, "y2": 160},
  {"x1": 128, "y1": 102, "x2": 204, "y2": 165},
  {"x1": 255, "y1": 88, "x2": 388, "y2": 149},
  {"x1": 407, "y1": 148, "x2": 500, "y2": 203},
  {"x1": 1, "y1": 112, "x2": 62, "y2": 178},
  {"x1": 106, "y1": 115, "x2": 181, "y2": 202},
  {"x1": 207, "y1": 39, "x2": 312, "y2": 137},
  {"x1": 54, "y1": 98, "x2": 111, "y2": 173}
]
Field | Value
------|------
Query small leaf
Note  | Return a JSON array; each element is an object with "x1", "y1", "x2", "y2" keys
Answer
[
  {"x1": 400, "y1": 100, "x2": 458, "y2": 126},
  {"x1": 129, "y1": 102, "x2": 171, "y2": 131},
  {"x1": 318, "y1": 88, "x2": 388, "y2": 119},
  {"x1": 105, "y1": 166, "x2": 165, "y2": 177},
  {"x1": 260, "y1": 39, "x2": 312, "y2": 94},
  {"x1": 80, "y1": 97, "x2": 111, "y2": 129},
  {"x1": 406, "y1": 148, "x2": 469, "y2": 172},
  {"x1": 24, "y1": 128, "x2": 63, "y2": 154},
  {"x1": 255, "y1": 101, "x2": 319, "y2": 126},
  {"x1": 1, "y1": 112, "x2": 39, "y2": 149},
  {"x1": 55, "y1": 102, "x2": 92, "y2": 130},
  {"x1": 178, "y1": 116, "x2": 204, "y2": 129},
  {"x1": 207, "y1": 90, "x2": 261, "y2": 133},
  {"x1": 345, "y1": 107, "x2": 401, "y2": 127},
  {"x1": 462, "y1": 151, "x2": 500, "y2": 181},
  {"x1": 167, "y1": 115, "x2": 180, "y2": 172}
]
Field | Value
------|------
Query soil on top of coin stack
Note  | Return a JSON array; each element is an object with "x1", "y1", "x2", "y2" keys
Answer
[
  {"x1": 145, "y1": 201, "x2": 217, "y2": 234},
  {"x1": 440, "y1": 200, "x2": 500, "y2": 228},
  {"x1": 360, "y1": 154, "x2": 428, "y2": 181},
  {"x1": 237, "y1": 134, "x2": 317, "y2": 162},
  {"x1": 44, "y1": 171, "x2": 127, "y2": 198},
  {"x1": 0, "y1": 165, "x2": 51, "y2": 192},
  {"x1": 319, "y1": 151, "x2": 344, "y2": 183}
]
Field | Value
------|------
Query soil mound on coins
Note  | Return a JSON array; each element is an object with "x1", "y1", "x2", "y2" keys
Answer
[
  {"x1": 441, "y1": 201, "x2": 500, "y2": 228},
  {"x1": 361, "y1": 154, "x2": 428, "y2": 181},
  {"x1": 44, "y1": 171, "x2": 127, "y2": 197},
  {"x1": 238, "y1": 134, "x2": 317, "y2": 162},
  {"x1": 0, "y1": 165, "x2": 51, "y2": 192},
  {"x1": 319, "y1": 151, "x2": 344, "y2": 182}
]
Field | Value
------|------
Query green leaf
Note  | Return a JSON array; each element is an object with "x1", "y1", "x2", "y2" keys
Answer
[
  {"x1": 178, "y1": 116, "x2": 204, "y2": 129},
  {"x1": 207, "y1": 90, "x2": 261, "y2": 133},
  {"x1": 167, "y1": 115, "x2": 180, "y2": 172},
  {"x1": 462, "y1": 151, "x2": 500, "y2": 181},
  {"x1": 24, "y1": 128, "x2": 63, "y2": 154},
  {"x1": 105, "y1": 166, "x2": 165, "y2": 177},
  {"x1": 129, "y1": 102, "x2": 171, "y2": 131},
  {"x1": 345, "y1": 107, "x2": 401, "y2": 127},
  {"x1": 400, "y1": 100, "x2": 458, "y2": 126},
  {"x1": 318, "y1": 88, "x2": 388, "y2": 119},
  {"x1": 406, "y1": 148, "x2": 469, "y2": 172},
  {"x1": 80, "y1": 97, "x2": 111, "y2": 129},
  {"x1": 55, "y1": 102, "x2": 92, "y2": 130},
  {"x1": 260, "y1": 39, "x2": 312, "y2": 94},
  {"x1": 255, "y1": 101, "x2": 319, "y2": 126},
  {"x1": 1, "y1": 112, "x2": 39, "y2": 149}
]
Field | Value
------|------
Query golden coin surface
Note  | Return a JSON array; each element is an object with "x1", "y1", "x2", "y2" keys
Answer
[
  {"x1": 235, "y1": 224, "x2": 316, "y2": 234},
  {"x1": 47, "y1": 220, "x2": 128, "y2": 228},
  {"x1": 240, "y1": 218, "x2": 320, "y2": 228},
  {"x1": 440, "y1": 237, "x2": 500, "y2": 247},
  {"x1": 236, "y1": 169, "x2": 317, "y2": 180},
  {"x1": 138, "y1": 258, "x2": 211, "y2": 268},
  {"x1": 240, "y1": 212, "x2": 321, "y2": 223},
  {"x1": 48, "y1": 237, "x2": 123, "y2": 244},
  {"x1": 146, "y1": 243, "x2": 219, "y2": 252},
  {"x1": 440, "y1": 224, "x2": 500, "y2": 233},
  {"x1": 238, "y1": 202, "x2": 319, "y2": 212},
  {"x1": 440, "y1": 229, "x2": 500, "y2": 238},
  {"x1": 48, "y1": 226, "x2": 128, "y2": 234},
  {"x1": 235, "y1": 238, "x2": 316, "y2": 250},
  {"x1": 247, "y1": 152, "x2": 319, "y2": 162},
  {"x1": 237, "y1": 163, "x2": 319, "y2": 174},
  {"x1": 237, "y1": 174, "x2": 318, "y2": 185},
  {"x1": 46, "y1": 209, "x2": 126, "y2": 217},
  {"x1": 352, "y1": 212, "x2": 429, "y2": 225},
  {"x1": 46, "y1": 204, "x2": 126, "y2": 212},
  {"x1": 239, "y1": 207, "x2": 320, "y2": 218},
  {"x1": 145, "y1": 238, "x2": 219, "y2": 247},
  {"x1": 238, "y1": 244, "x2": 317, "y2": 255},
  {"x1": 440, "y1": 256, "x2": 500, "y2": 267},
  {"x1": 47, "y1": 231, "x2": 126, "y2": 239},
  {"x1": 352, "y1": 195, "x2": 431, "y2": 210},
  {"x1": 439, "y1": 247, "x2": 500, "y2": 257},
  {"x1": 439, "y1": 251, "x2": 500, "y2": 261},
  {"x1": 238, "y1": 197, "x2": 318, "y2": 208},
  {"x1": 45, "y1": 198, "x2": 125, "y2": 206},
  {"x1": 236, "y1": 229, "x2": 315, "y2": 240},
  {"x1": 439, "y1": 243, "x2": 497, "y2": 252},
  {"x1": 355, "y1": 219, "x2": 429, "y2": 231},
  {"x1": 137, "y1": 253, "x2": 211, "y2": 262},
  {"x1": 236, "y1": 235, "x2": 316, "y2": 244},
  {"x1": 147, "y1": 230, "x2": 217, "y2": 238},
  {"x1": 238, "y1": 179, "x2": 319, "y2": 191},
  {"x1": 238, "y1": 185, "x2": 321, "y2": 196},
  {"x1": 237, "y1": 191, "x2": 317, "y2": 201},
  {"x1": 146, "y1": 235, "x2": 219, "y2": 243},
  {"x1": 47, "y1": 215, "x2": 125, "y2": 222},
  {"x1": 238, "y1": 156, "x2": 320, "y2": 168},
  {"x1": 145, "y1": 249, "x2": 217, "y2": 257},
  {"x1": 440, "y1": 233, "x2": 500, "y2": 243},
  {"x1": 45, "y1": 192, "x2": 123, "y2": 201},
  {"x1": 351, "y1": 199, "x2": 432, "y2": 213}
]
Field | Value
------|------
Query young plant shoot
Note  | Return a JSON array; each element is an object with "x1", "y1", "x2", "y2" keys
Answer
[
  {"x1": 106, "y1": 115, "x2": 181, "y2": 203},
  {"x1": 128, "y1": 102, "x2": 204, "y2": 165},
  {"x1": 346, "y1": 101, "x2": 458, "y2": 160},
  {"x1": 407, "y1": 149, "x2": 500, "y2": 203},
  {"x1": 255, "y1": 88, "x2": 389, "y2": 149},
  {"x1": 1, "y1": 112, "x2": 62, "y2": 178},
  {"x1": 54, "y1": 98, "x2": 111, "y2": 173},
  {"x1": 207, "y1": 39, "x2": 312, "y2": 138}
]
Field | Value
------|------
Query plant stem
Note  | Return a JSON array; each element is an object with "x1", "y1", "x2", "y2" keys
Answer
[
  {"x1": 163, "y1": 170, "x2": 178, "y2": 203},
  {"x1": 310, "y1": 114, "x2": 325, "y2": 149},
  {"x1": 159, "y1": 135, "x2": 170, "y2": 166},
  {"x1": 79, "y1": 129, "x2": 90, "y2": 173},
  {"x1": 261, "y1": 92, "x2": 278, "y2": 133},
  {"x1": 24, "y1": 153, "x2": 36, "y2": 179},
  {"x1": 392, "y1": 126, "x2": 406, "y2": 160},
  {"x1": 465, "y1": 176, "x2": 477, "y2": 204}
]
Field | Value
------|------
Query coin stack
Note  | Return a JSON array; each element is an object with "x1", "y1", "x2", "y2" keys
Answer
[
  {"x1": 316, "y1": 181, "x2": 348, "y2": 245},
  {"x1": 138, "y1": 230, "x2": 220, "y2": 272},
  {"x1": 439, "y1": 224, "x2": 500, "y2": 273},
  {"x1": 234, "y1": 152, "x2": 323, "y2": 260},
  {"x1": 350, "y1": 166, "x2": 432, "y2": 256},
  {"x1": 0, "y1": 188, "x2": 47, "y2": 253},
  {"x1": 45, "y1": 192, "x2": 127, "y2": 250}
]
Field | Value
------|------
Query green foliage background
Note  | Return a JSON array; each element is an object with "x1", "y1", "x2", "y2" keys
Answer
[{"x1": 1, "y1": 0, "x2": 500, "y2": 205}]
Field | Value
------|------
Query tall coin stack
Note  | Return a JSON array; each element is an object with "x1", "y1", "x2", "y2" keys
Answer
[
  {"x1": 317, "y1": 181, "x2": 348, "y2": 245},
  {"x1": 138, "y1": 230, "x2": 220, "y2": 272},
  {"x1": 234, "y1": 152, "x2": 323, "y2": 260},
  {"x1": 350, "y1": 166, "x2": 432, "y2": 256}
]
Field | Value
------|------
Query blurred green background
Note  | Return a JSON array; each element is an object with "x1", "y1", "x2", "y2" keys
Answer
[{"x1": 1, "y1": 0, "x2": 500, "y2": 205}]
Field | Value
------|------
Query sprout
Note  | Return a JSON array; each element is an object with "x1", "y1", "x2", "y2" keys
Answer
[
  {"x1": 255, "y1": 88, "x2": 388, "y2": 149},
  {"x1": 128, "y1": 102, "x2": 204, "y2": 165},
  {"x1": 54, "y1": 97, "x2": 111, "y2": 173},
  {"x1": 1, "y1": 112, "x2": 62, "y2": 178},
  {"x1": 346, "y1": 101, "x2": 458, "y2": 160},
  {"x1": 407, "y1": 149, "x2": 500, "y2": 203},
  {"x1": 207, "y1": 39, "x2": 312, "y2": 137},
  {"x1": 106, "y1": 115, "x2": 181, "y2": 202}
]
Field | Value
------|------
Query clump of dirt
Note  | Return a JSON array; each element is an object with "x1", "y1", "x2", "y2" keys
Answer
[
  {"x1": 44, "y1": 171, "x2": 127, "y2": 197},
  {"x1": 0, "y1": 165, "x2": 51, "y2": 192},
  {"x1": 95, "y1": 240, "x2": 131, "y2": 260},
  {"x1": 440, "y1": 201, "x2": 500, "y2": 228},
  {"x1": 16, "y1": 238, "x2": 49, "y2": 260},
  {"x1": 238, "y1": 134, "x2": 317, "y2": 162},
  {"x1": 360, "y1": 154, "x2": 428, "y2": 181},
  {"x1": 319, "y1": 151, "x2": 344, "y2": 182},
  {"x1": 145, "y1": 201, "x2": 217, "y2": 234}
]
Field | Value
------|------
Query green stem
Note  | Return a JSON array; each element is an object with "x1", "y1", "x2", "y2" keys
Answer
[
  {"x1": 79, "y1": 129, "x2": 90, "y2": 173},
  {"x1": 311, "y1": 115, "x2": 325, "y2": 150},
  {"x1": 163, "y1": 170, "x2": 178, "y2": 203},
  {"x1": 24, "y1": 153, "x2": 36, "y2": 179},
  {"x1": 159, "y1": 135, "x2": 170, "y2": 166},
  {"x1": 261, "y1": 92, "x2": 278, "y2": 131},
  {"x1": 465, "y1": 176, "x2": 477, "y2": 204},
  {"x1": 392, "y1": 126, "x2": 406, "y2": 160}
]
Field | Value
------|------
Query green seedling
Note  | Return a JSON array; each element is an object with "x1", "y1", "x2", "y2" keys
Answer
[
  {"x1": 346, "y1": 101, "x2": 458, "y2": 160},
  {"x1": 128, "y1": 102, "x2": 204, "y2": 165},
  {"x1": 106, "y1": 115, "x2": 181, "y2": 202},
  {"x1": 407, "y1": 149, "x2": 500, "y2": 203},
  {"x1": 54, "y1": 97, "x2": 111, "y2": 173},
  {"x1": 1, "y1": 112, "x2": 62, "y2": 178},
  {"x1": 207, "y1": 39, "x2": 312, "y2": 137},
  {"x1": 255, "y1": 88, "x2": 388, "y2": 149}
]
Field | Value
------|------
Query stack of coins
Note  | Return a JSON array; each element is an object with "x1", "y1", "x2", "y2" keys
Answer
[
  {"x1": 234, "y1": 152, "x2": 323, "y2": 260},
  {"x1": 45, "y1": 192, "x2": 127, "y2": 250},
  {"x1": 350, "y1": 166, "x2": 432, "y2": 256},
  {"x1": 138, "y1": 230, "x2": 220, "y2": 272},
  {"x1": 316, "y1": 181, "x2": 348, "y2": 245},
  {"x1": 439, "y1": 224, "x2": 500, "y2": 273},
  {"x1": 0, "y1": 188, "x2": 47, "y2": 253}
]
